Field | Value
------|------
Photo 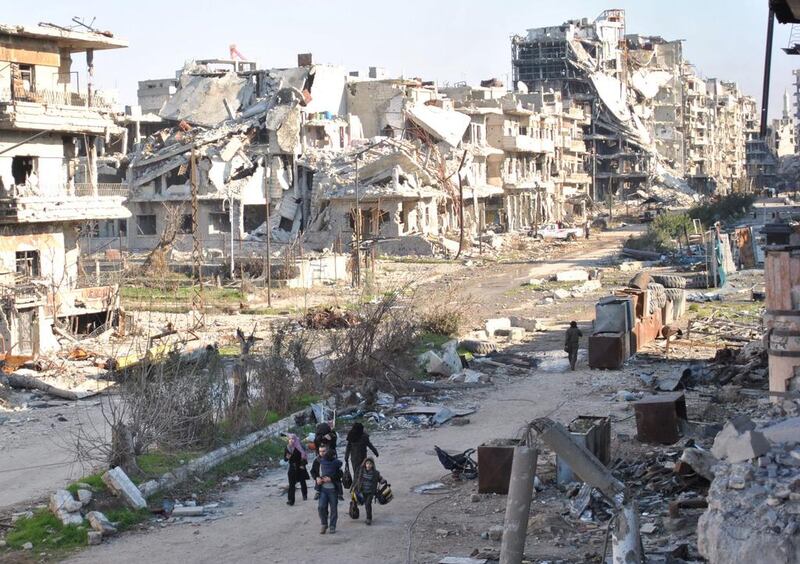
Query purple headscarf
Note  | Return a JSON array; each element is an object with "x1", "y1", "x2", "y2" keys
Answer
[{"x1": 286, "y1": 433, "x2": 307, "y2": 461}]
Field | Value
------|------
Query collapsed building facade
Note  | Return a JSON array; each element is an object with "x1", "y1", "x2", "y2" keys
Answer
[
  {"x1": 511, "y1": 9, "x2": 754, "y2": 199},
  {"x1": 119, "y1": 58, "x2": 595, "y2": 262},
  {"x1": 0, "y1": 23, "x2": 129, "y2": 355}
]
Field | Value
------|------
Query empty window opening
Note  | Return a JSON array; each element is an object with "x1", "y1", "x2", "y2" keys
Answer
[
  {"x1": 179, "y1": 214, "x2": 193, "y2": 234},
  {"x1": 11, "y1": 156, "x2": 35, "y2": 185},
  {"x1": 165, "y1": 165, "x2": 189, "y2": 187},
  {"x1": 136, "y1": 214, "x2": 157, "y2": 236},
  {"x1": 16, "y1": 250, "x2": 40, "y2": 278},
  {"x1": 243, "y1": 205, "x2": 267, "y2": 233},
  {"x1": 208, "y1": 213, "x2": 231, "y2": 235}
]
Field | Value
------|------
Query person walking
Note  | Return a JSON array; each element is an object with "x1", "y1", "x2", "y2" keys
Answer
[
  {"x1": 564, "y1": 320, "x2": 583, "y2": 371},
  {"x1": 584, "y1": 219, "x2": 591, "y2": 240},
  {"x1": 283, "y1": 433, "x2": 309, "y2": 506},
  {"x1": 311, "y1": 444, "x2": 342, "y2": 534},
  {"x1": 354, "y1": 457, "x2": 383, "y2": 525},
  {"x1": 344, "y1": 422, "x2": 379, "y2": 480}
]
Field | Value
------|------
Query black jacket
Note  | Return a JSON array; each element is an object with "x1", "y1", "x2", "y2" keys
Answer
[
  {"x1": 345, "y1": 434, "x2": 378, "y2": 468},
  {"x1": 284, "y1": 448, "x2": 309, "y2": 481}
]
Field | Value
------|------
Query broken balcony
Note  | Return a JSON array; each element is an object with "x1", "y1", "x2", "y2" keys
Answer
[
  {"x1": 501, "y1": 135, "x2": 555, "y2": 154},
  {"x1": 0, "y1": 183, "x2": 130, "y2": 224},
  {"x1": 0, "y1": 87, "x2": 119, "y2": 135}
]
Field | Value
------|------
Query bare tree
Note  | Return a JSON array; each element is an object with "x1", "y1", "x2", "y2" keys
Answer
[{"x1": 141, "y1": 203, "x2": 184, "y2": 276}]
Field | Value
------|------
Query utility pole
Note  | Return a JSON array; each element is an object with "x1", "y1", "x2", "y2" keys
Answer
[
  {"x1": 190, "y1": 147, "x2": 205, "y2": 329},
  {"x1": 455, "y1": 150, "x2": 468, "y2": 259},
  {"x1": 354, "y1": 155, "x2": 361, "y2": 287},
  {"x1": 263, "y1": 155, "x2": 272, "y2": 307},
  {"x1": 760, "y1": 7, "x2": 776, "y2": 138}
]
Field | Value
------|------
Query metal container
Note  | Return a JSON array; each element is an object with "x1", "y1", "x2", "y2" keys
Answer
[
  {"x1": 478, "y1": 439, "x2": 519, "y2": 494},
  {"x1": 588, "y1": 332, "x2": 628, "y2": 369},
  {"x1": 556, "y1": 416, "x2": 611, "y2": 485},
  {"x1": 633, "y1": 392, "x2": 687, "y2": 444}
]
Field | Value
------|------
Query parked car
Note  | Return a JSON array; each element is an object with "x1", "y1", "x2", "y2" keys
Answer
[{"x1": 528, "y1": 223, "x2": 583, "y2": 241}]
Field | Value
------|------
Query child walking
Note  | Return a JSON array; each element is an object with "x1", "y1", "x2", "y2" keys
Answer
[{"x1": 354, "y1": 457, "x2": 383, "y2": 525}]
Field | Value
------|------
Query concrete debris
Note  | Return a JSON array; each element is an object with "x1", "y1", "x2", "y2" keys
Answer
[
  {"x1": 711, "y1": 418, "x2": 771, "y2": 463},
  {"x1": 49, "y1": 489, "x2": 84, "y2": 526},
  {"x1": 508, "y1": 316, "x2": 542, "y2": 332},
  {"x1": 102, "y1": 467, "x2": 148, "y2": 510},
  {"x1": 485, "y1": 318, "x2": 512, "y2": 336},
  {"x1": 680, "y1": 448, "x2": 718, "y2": 481},
  {"x1": 87, "y1": 511, "x2": 118, "y2": 536},
  {"x1": 555, "y1": 269, "x2": 589, "y2": 282},
  {"x1": 699, "y1": 444, "x2": 800, "y2": 563},
  {"x1": 87, "y1": 531, "x2": 103, "y2": 546},
  {"x1": 77, "y1": 489, "x2": 93, "y2": 506},
  {"x1": 171, "y1": 505, "x2": 206, "y2": 517}
]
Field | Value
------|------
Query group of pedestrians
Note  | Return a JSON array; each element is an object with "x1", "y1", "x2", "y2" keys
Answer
[{"x1": 283, "y1": 421, "x2": 384, "y2": 534}]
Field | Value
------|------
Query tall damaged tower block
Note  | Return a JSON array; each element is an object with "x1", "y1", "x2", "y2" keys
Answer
[{"x1": 763, "y1": 222, "x2": 800, "y2": 400}]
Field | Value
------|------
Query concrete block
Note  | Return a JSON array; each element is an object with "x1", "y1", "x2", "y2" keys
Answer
[
  {"x1": 556, "y1": 269, "x2": 589, "y2": 282},
  {"x1": 171, "y1": 505, "x2": 205, "y2": 517},
  {"x1": 441, "y1": 340, "x2": 463, "y2": 374},
  {"x1": 77, "y1": 489, "x2": 93, "y2": 506},
  {"x1": 87, "y1": 511, "x2": 117, "y2": 536},
  {"x1": 102, "y1": 467, "x2": 147, "y2": 510},
  {"x1": 50, "y1": 490, "x2": 83, "y2": 514},
  {"x1": 485, "y1": 317, "x2": 511, "y2": 336},
  {"x1": 509, "y1": 316, "x2": 542, "y2": 332},
  {"x1": 574, "y1": 279, "x2": 602, "y2": 293},
  {"x1": 462, "y1": 369, "x2": 489, "y2": 384},
  {"x1": 712, "y1": 421, "x2": 770, "y2": 463},
  {"x1": 553, "y1": 288, "x2": 571, "y2": 300},
  {"x1": 87, "y1": 531, "x2": 103, "y2": 545},
  {"x1": 422, "y1": 351, "x2": 452, "y2": 376}
]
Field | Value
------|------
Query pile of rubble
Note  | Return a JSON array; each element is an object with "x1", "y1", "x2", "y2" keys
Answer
[{"x1": 698, "y1": 415, "x2": 800, "y2": 562}]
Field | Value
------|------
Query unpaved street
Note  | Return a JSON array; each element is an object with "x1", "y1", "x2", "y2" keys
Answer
[{"x1": 63, "y1": 228, "x2": 637, "y2": 564}]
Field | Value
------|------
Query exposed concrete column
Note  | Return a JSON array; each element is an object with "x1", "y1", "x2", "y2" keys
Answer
[
  {"x1": 499, "y1": 446, "x2": 538, "y2": 564},
  {"x1": 87, "y1": 136, "x2": 97, "y2": 195},
  {"x1": 612, "y1": 501, "x2": 643, "y2": 563},
  {"x1": 86, "y1": 49, "x2": 94, "y2": 107}
]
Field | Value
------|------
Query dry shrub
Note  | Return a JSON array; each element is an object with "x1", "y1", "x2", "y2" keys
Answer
[
  {"x1": 74, "y1": 347, "x2": 228, "y2": 477},
  {"x1": 326, "y1": 290, "x2": 419, "y2": 390},
  {"x1": 419, "y1": 301, "x2": 465, "y2": 336}
]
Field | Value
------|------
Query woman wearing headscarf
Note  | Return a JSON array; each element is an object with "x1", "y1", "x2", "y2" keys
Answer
[
  {"x1": 344, "y1": 422, "x2": 379, "y2": 479},
  {"x1": 284, "y1": 433, "x2": 309, "y2": 505}
]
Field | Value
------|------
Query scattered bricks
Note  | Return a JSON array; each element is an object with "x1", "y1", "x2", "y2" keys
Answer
[
  {"x1": 555, "y1": 269, "x2": 589, "y2": 282},
  {"x1": 87, "y1": 511, "x2": 117, "y2": 536},
  {"x1": 488, "y1": 525, "x2": 504, "y2": 541},
  {"x1": 485, "y1": 318, "x2": 511, "y2": 336},
  {"x1": 87, "y1": 531, "x2": 103, "y2": 546},
  {"x1": 171, "y1": 506, "x2": 205, "y2": 517},
  {"x1": 77, "y1": 489, "x2": 93, "y2": 506},
  {"x1": 102, "y1": 467, "x2": 147, "y2": 510}
]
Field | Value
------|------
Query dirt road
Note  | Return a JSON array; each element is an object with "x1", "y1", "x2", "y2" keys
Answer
[{"x1": 62, "y1": 228, "x2": 637, "y2": 564}]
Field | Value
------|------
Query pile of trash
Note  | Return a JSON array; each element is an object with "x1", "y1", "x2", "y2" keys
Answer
[
  {"x1": 298, "y1": 307, "x2": 360, "y2": 330},
  {"x1": 705, "y1": 339, "x2": 768, "y2": 387}
]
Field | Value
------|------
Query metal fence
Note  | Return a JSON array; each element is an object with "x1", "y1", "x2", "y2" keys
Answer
[{"x1": 74, "y1": 183, "x2": 129, "y2": 197}]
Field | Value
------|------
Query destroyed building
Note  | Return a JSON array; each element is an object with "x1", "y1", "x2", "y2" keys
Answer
[
  {"x1": 511, "y1": 9, "x2": 756, "y2": 199},
  {"x1": 0, "y1": 23, "x2": 129, "y2": 355}
]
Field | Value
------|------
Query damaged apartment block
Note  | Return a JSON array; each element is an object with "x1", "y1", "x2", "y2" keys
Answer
[{"x1": 0, "y1": 23, "x2": 129, "y2": 356}]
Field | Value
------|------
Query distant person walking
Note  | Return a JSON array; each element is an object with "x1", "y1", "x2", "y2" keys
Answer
[
  {"x1": 311, "y1": 444, "x2": 343, "y2": 534},
  {"x1": 344, "y1": 422, "x2": 379, "y2": 480},
  {"x1": 564, "y1": 321, "x2": 583, "y2": 371},
  {"x1": 283, "y1": 433, "x2": 309, "y2": 506},
  {"x1": 584, "y1": 219, "x2": 591, "y2": 240}
]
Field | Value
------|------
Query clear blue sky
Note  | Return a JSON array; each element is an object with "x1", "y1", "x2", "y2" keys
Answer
[{"x1": 4, "y1": 0, "x2": 797, "y2": 119}]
